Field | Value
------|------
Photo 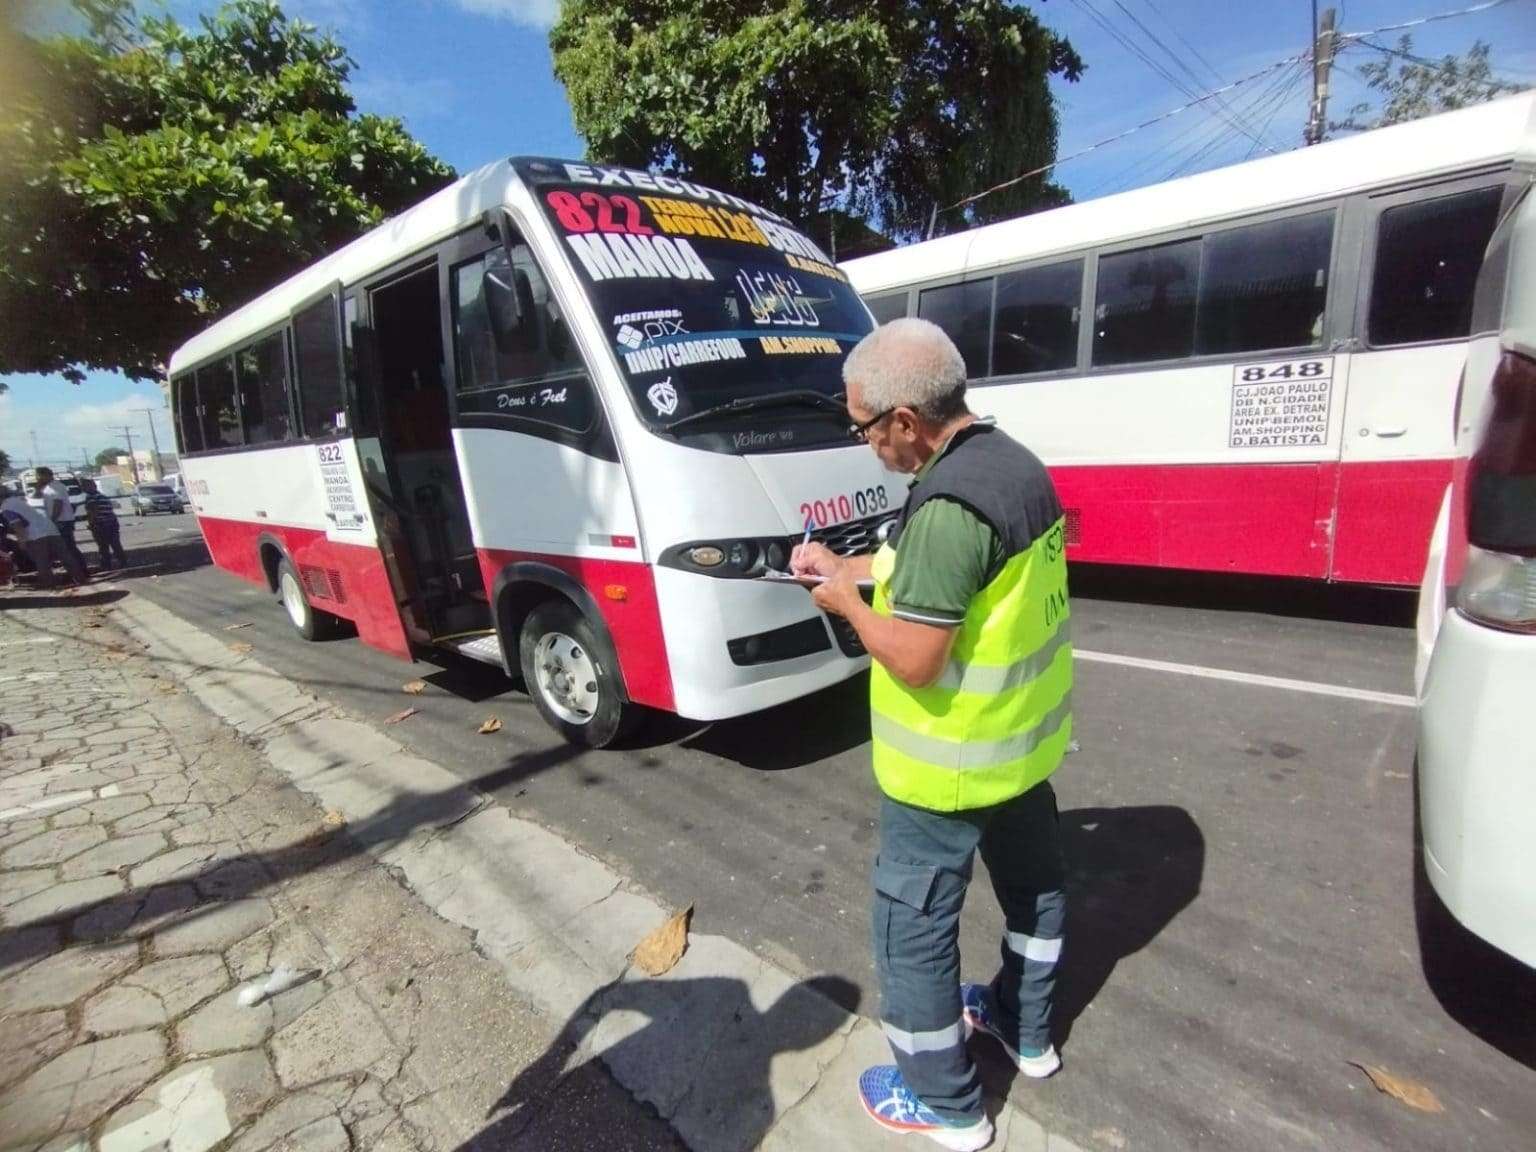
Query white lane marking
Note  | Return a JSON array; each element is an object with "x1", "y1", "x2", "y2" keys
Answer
[
  {"x1": 0, "y1": 637, "x2": 58, "y2": 647},
  {"x1": 0, "y1": 671, "x2": 61, "y2": 684},
  {"x1": 1073, "y1": 649, "x2": 1416, "y2": 709},
  {"x1": 0, "y1": 782, "x2": 120, "y2": 821}
]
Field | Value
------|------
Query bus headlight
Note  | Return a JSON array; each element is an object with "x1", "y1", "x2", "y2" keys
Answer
[{"x1": 663, "y1": 537, "x2": 779, "y2": 578}]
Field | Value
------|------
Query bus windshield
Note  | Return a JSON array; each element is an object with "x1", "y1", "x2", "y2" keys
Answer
[{"x1": 524, "y1": 162, "x2": 873, "y2": 452}]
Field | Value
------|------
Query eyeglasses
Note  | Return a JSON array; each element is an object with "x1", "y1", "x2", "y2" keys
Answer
[{"x1": 848, "y1": 408, "x2": 895, "y2": 443}]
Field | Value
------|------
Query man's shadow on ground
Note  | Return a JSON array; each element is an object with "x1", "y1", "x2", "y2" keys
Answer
[
  {"x1": 457, "y1": 975, "x2": 859, "y2": 1151},
  {"x1": 1053, "y1": 804, "x2": 1205, "y2": 1046}
]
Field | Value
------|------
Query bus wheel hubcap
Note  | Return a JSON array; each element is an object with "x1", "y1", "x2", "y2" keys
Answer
[
  {"x1": 535, "y1": 632, "x2": 597, "y2": 725},
  {"x1": 280, "y1": 572, "x2": 306, "y2": 628}
]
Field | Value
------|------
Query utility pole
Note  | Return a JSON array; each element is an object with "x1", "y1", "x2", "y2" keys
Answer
[
  {"x1": 1305, "y1": 6, "x2": 1337, "y2": 146},
  {"x1": 107, "y1": 425, "x2": 141, "y2": 487},
  {"x1": 131, "y1": 408, "x2": 164, "y2": 480},
  {"x1": 29, "y1": 429, "x2": 41, "y2": 468}
]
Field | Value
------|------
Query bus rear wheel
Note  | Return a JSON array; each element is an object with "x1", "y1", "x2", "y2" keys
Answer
[
  {"x1": 518, "y1": 599, "x2": 636, "y2": 748},
  {"x1": 275, "y1": 557, "x2": 341, "y2": 642}
]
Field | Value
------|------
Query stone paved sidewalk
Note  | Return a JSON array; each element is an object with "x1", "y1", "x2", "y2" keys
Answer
[{"x1": 0, "y1": 592, "x2": 682, "y2": 1152}]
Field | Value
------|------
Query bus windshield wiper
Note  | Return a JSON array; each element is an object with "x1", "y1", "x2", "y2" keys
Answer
[{"x1": 661, "y1": 390, "x2": 847, "y2": 434}]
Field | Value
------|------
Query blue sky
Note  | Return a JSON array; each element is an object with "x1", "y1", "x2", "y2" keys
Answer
[{"x1": 5, "y1": 0, "x2": 1534, "y2": 469}]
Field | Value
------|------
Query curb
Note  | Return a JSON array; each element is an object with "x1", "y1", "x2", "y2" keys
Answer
[{"x1": 114, "y1": 593, "x2": 1084, "y2": 1152}]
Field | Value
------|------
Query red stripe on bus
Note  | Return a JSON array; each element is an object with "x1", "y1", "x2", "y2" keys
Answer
[
  {"x1": 1048, "y1": 457, "x2": 1451, "y2": 586},
  {"x1": 194, "y1": 516, "x2": 413, "y2": 659},
  {"x1": 476, "y1": 548, "x2": 675, "y2": 713}
]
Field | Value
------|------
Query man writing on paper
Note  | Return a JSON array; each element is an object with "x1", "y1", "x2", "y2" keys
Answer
[{"x1": 792, "y1": 319, "x2": 1072, "y2": 1151}]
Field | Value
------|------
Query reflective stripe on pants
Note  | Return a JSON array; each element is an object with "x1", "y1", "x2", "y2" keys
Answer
[{"x1": 873, "y1": 782, "x2": 1067, "y2": 1123}]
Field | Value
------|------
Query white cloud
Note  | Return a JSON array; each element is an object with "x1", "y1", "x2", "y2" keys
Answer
[
  {"x1": 59, "y1": 392, "x2": 170, "y2": 433},
  {"x1": 450, "y1": 0, "x2": 560, "y2": 29}
]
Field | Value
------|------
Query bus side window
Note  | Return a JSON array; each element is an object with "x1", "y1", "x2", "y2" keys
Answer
[
  {"x1": 236, "y1": 332, "x2": 292, "y2": 445},
  {"x1": 863, "y1": 292, "x2": 909, "y2": 326},
  {"x1": 195, "y1": 356, "x2": 241, "y2": 450},
  {"x1": 1197, "y1": 211, "x2": 1333, "y2": 355},
  {"x1": 293, "y1": 295, "x2": 345, "y2": 438},
  {"x1": 1369, "y1": 185, "x2": 1504, "y2": 347},
  {"x1": 917, "y1": 279, "x2": 993, "y2": 379},
  {"x1": 1093, "y1": 238, "x2": 1200, "y2": 367},
  {"x1": 173, "y1": 373, "x2": 203, "y2": 455},
  {"x1": 451, "y1": 245, "x2": 593, "y2": 433},
  {"x1": 992, "y1": 260, "x2": 1082, "y2": 376}
]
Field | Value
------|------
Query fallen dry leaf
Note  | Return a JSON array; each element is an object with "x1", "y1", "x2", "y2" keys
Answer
[
  {"x1": 477, "y1": 716, "x2": 503, "y2": 735},
  {"x1": 156, "y1": 682, "x2": 177, "y2": 694},
  {"x1": 83, "y1": 620, "x2": 102, "y2": 629},
  {"x1": 321, "y1": 809, "x2": 346, "y2": 830},
  {"x1": 229, "y1": 642, "x2": 254, "y2": 655},
  {"x1": 1349, "y1": 1063, "x2": 1444, "y2": 1113},
  {"x1": 104, "y1": 651, "x2": 131, "y2": 662},
  {"x1": 631, "y1": 905, "x2": 692, "y2": 977},
  {"x1": 383, "y1": 707, "x2": 418, "y2": 725},
  {"x1": 224, "y1": 622, "x2": 254, "y2": 631},
  {"x1": 402, "y1": 680, "x2": 428, "y2": 695}
]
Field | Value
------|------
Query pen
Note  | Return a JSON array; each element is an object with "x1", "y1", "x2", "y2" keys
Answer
[{"x1": 802, "y1": 514, "x2": 813, "y2": 550}]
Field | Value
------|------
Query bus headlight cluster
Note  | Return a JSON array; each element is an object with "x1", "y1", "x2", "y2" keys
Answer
[{"x1": 667, "y1": 537, "x2": 792, "y2": 578}]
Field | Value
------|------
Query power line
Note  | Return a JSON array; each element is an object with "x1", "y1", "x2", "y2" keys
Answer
[
  {"x1": 1066, "y1": 0, "x2": 1280, "y2": 155},
  {"x1": 1337, "y1": 0, "x2": 1527, "y2": 41},
  {"x1": 1163, "y1": 63, "x2": 1304, "y2": 180},
  {"x1": 1137, "y1": 0, "x2": 1229, "y2": 88},
  {"x1": 1107, "y1": 0, "x2": 1281, "y2": 148},
  {"x1": 942, "y1": 52, "x2": 1310, "y2": 213}
]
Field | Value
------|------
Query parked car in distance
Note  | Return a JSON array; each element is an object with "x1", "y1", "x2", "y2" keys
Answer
[
  {"x1": 1416, "y1": 171, "x2": 1536, "y2": 971},
  {"x1": 132, "y1": 483, "x2": 185, "y2": 516}
]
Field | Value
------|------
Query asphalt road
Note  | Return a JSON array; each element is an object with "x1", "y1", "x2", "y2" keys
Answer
[{"x1": 66, "y1": 514, "x2": 1536, "y2": 1152}]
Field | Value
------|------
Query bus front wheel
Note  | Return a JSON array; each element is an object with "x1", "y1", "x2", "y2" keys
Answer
[
  {"x1": 518, "y1": 599, "x2": 636, "y2": 748},
  {"x1": 275, "y1": 557, "x2": 341, "y2": 642}
]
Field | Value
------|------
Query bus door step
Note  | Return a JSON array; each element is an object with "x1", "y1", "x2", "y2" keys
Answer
[{"x1": 442, "y1": 633, "x2": 504, "y2": 667}]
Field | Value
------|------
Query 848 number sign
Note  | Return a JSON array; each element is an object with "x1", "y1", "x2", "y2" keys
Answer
[{"x1": 1237, "y1": 358, "x2": 1331, "y2": 383}]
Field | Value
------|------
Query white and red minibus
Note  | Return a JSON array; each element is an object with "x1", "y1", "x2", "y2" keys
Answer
[
  {"x1": 167, "y1": 159, "x2": 901, "y2": 745},
  {"x1": 845, "y1": 93, "x2": 1536, "y2": 586}
]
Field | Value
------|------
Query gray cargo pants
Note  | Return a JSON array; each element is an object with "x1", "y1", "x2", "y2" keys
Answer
[{"x1": 873, "y1": 781, "x2": 1067, "y2": 1123}]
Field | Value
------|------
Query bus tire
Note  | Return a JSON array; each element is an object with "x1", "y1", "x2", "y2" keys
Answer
[
  {"x1": 518, "y1": 599, "x2": 636, "y2": 748},
  {"x1": 275, "y1": 557, "x2": 340, "y2": 642}
]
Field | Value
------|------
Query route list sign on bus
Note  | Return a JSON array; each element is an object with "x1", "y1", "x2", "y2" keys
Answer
[{"x1": 1228, "y1": 356, "x2": 1334, "y2": 449}]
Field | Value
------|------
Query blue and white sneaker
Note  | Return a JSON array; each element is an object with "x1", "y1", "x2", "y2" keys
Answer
[
  {"x1": 960, "y1": 983, "x2": 1061, "y2": 1079},
  {"x1": 858, "y1": 1065, "x2": 994, "y2": 1151}
]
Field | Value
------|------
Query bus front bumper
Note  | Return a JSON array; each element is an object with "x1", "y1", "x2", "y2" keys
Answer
[{"x1": 654, "y1": 567, "x2": 870, "y2": 723}]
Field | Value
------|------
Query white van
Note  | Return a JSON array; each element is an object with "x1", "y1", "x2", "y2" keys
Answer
[{"x1": 1416, "y1": 168, "x2": 1536, "y2": 969}]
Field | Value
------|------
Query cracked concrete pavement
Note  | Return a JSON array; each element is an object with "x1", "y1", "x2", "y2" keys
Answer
[
  {"x1": 3, "y1": 587, "x2": 1089, "y2": 1152},
  {"x1": 1, "y1": 595, "x2": 681, "y2": 1152}
]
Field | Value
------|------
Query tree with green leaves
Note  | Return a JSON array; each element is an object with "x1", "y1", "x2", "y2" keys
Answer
[
  {"x1": 1329, "y1": 36, "x2": 1528, "y2": 136},
  {"x1": 0, "y1": 449, "x2": 11, "y2": 478},
  {"x1": 550, "y1": 1, "x2": 1083, "y2": 250},
  {"x1": 0, "y1": 0, "x2": 455, "y2": 384},
  {"x1": 95, "y1": 446, "x2": 128, "y2": 467}
]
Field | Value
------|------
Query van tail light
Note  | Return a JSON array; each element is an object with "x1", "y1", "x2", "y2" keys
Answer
[{"x1": 1458, "y1": 349, "x2": 1536, "y2": 632}]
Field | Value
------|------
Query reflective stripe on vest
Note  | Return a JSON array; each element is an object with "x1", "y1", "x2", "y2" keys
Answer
[{"x1": 869, "y1": 519, "x2": 1073, "y2": 812}]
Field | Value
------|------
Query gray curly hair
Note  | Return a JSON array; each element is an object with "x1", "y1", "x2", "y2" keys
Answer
[{"x1": 842, "y1": 317, "x2": 968, "y2": 422}]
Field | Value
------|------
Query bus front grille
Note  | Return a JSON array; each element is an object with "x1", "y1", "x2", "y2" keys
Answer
[{"x1": 810, "y1": 512, "x2": 898, "y2": 558}]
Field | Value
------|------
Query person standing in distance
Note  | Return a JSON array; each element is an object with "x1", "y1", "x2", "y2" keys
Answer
[
  {"x1": 34, "y1": 468, "x2": 89, "y2": 577},
  {"x1": 792, "y1": 318, "x2": 1072, "y2": 1151},
  {"x1": 80, "y1": 478, "x2": 128, "y2": 573}
]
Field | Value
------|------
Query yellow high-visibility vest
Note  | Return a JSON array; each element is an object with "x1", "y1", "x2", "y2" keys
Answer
[{"x1": 869, "y1": 517, "x2": 1072, "y2": 813}]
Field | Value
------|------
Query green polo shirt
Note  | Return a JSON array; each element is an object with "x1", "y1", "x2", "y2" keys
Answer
[{"x1": 887, "y1": 422, "x2": 1007, "y2": 629}]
